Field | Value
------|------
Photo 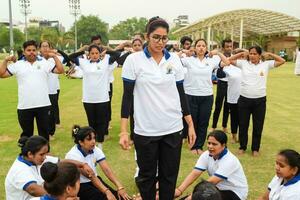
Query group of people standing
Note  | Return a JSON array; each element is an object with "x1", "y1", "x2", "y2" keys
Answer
[{"x1": 1, "y1": 16, "x2": 299, "y2": 200}]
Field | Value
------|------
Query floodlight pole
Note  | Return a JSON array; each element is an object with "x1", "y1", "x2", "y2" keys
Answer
[
  {"x1": 9, "y1": 0, "x2": 14, "y2": 50},
  {"x1": 69, "y1": 0, "x2": 81, "y2": 51},
  {"x1": 20, "y1": 0, "x2": 31, "y2": 41}
]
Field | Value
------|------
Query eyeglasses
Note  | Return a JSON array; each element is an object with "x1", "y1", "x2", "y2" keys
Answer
[{"x1": 151, "y1": 34, "x2": 169, "y2": 43}]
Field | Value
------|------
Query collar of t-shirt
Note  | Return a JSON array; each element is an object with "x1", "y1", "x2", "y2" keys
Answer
[
  {"x1": 209, "y1": 148, "x2": 228, "y2": 160},
  {"x1": 89, "y1": 59, "x2": 101, "y2": 63},
  {"x1": 40, "y1": 195, "x2": 57, "y2": 200},
  {"x1": 17, "y1": 155, "x2": 35, "y2": 166},
  {"x1": 284, "y1": 174, "x2": 300, "y2": 186},
  {"x1": 143, "y1": 47, "x2": 171, "y2": 60},
  {"x1": 77, "y1": 144, "x2": 94, "y2": 157}
]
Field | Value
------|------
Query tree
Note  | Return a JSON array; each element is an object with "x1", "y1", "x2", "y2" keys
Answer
[
  {"x1": 109, "y1": 17, "x2": 148, "y2": 40},
  {"x1": 27, "y1": 26, "x2": 42, "y2": 43},
  {"x1": 69, "y1": 15, "x2": 109, "y2": 46},
  {"x1": 40, "y1": 27, "x2": 60, "y2": 46},
  {"x1": 0, "y1": 25, "x2": 24, "y2": 50}
]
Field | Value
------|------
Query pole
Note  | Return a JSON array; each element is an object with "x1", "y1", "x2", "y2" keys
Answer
[{"x1": 9, "y1": 0, "x2": 14, "y2": 50}]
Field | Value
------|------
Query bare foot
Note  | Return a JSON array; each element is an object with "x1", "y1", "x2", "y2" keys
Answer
[
  {"x1": 222, "y1": 127, "x2": 228, "y2": 133},
  {"x1": 197, "y1": 149, "x2": 204, "y2": 155},
  {"x1": 209, "y1": 128, "x2": 215, "y2": 133},
  {"x1": 252, "y1": 151, "x2": 260, "y2": 157},
  {"x1": 237, "y1": 149, "x2": 245, "y2": 155},
  {"x1": 191, "y1": 149, "x2": 198, "y2": 154},
  {"x1": 231, "y1": 134, "x2": 238, "y2": 144}
]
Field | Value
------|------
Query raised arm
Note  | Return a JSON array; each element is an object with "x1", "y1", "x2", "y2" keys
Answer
[
  {"x1": 209, "y1": 49, "x2": 230, "y2": 66},
  {"x1": 263, "y1": 52, "x2": 286, "y2": 67},
  {"x1": 229, "y1": 51, "x2": 249, "y2": 66},
  {"x1": 0, "y1": 56, "x2": 16, "y2": 78}
]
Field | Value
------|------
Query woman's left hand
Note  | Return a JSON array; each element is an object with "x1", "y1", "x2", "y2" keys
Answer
[
  {"x1": 117, "y1": 188, "x2": 132, "y2": 200},
  {"x1": 188, "y1": 126, "x2": 196, "y2": 149}
]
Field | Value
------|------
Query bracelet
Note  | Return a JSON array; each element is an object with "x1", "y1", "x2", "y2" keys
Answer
[
  {"x1": 176, "y1": 187, "x2": 183, "y2": 196},
  {"x1": 119, "y1": 132, "x2": 129, "y2": 137},
  {"x1": 117, "y1": 186, "x2": 124, "y2": 191},
  {"x1": 103, "y1": 188, "x2": 110, "y2": 194}
]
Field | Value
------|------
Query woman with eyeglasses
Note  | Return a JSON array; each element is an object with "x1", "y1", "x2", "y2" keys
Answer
[
  {"x1": 180, "y1": 39, "x2": 230, "y2": 155},
  {"x1": 119, "y1": 16, "x2": 196, "y2": 200}
]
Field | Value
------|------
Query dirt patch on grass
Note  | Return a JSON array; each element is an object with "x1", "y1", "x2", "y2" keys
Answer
[{"x1": 0, "y1": 135, "x2": 14, "y2": 142}]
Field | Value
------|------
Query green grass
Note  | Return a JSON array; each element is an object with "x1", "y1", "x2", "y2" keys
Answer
[{"x1": 1, "y1": 62, "x2": 300, "y2": 200}]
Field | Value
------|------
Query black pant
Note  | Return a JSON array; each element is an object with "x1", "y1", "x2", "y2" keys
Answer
[
  {"x1": 78, "y1": 176, "x2": 118, "y2": 200},
  {"x1": 187, "y1": 94, "x2": 213, "y2": 150},
  {"x1": 212, "y1": 80, "x2": 229, "y2": 128},
  {"x1": 55, "y1": 89, "x2": 60, "y2": 124},
  {"x1": 108, "y1": 83, "x2": 113, "y2": 122},
  {"x1": 220, "y1": 190, "x2": 241, "y2": 200},
  {"x1": 17, "y1": 106, "x2": 51, "y2": 140},
  {"x1": 134, "y1": 131, "x2": 182, "y2": 200},
  {"x1": 129, "y1": 99, "x2": 134, "y2": 141},
  {"x1": 238, "y1": 96, "x2": 266, "y2": 151},
  {"x1": 228, "y1": 103, "x2": 239, "y2": 134},
  {"x1": 83, "y1": 102, "x2": 109, "y2": 142},
  {"x1": 49, "y1": 94, "x2": 58, "y2": 135}
]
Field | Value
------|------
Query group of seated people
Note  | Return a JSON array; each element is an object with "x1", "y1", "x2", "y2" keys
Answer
[{"x1": 5, "y1": 125, "x2": 300, "y2": 200}]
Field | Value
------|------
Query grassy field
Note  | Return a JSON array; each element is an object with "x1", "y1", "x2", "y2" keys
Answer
[{"x1": 0, "y1": 62, "x2": 300, "y2": 199}]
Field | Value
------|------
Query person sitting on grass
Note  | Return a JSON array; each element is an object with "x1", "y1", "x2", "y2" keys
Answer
[
  {"x1": 5, "y1": 136, "x2": 93, "y2": 200},
  {"x1": 65, "y1": 125, "x2": 131, "y2": 200},
  {"x1": 258, "y1": 149, "x2": 300, "y2": 200},
  {"x1": 30, "y1": 162, "x2": 80, "y2": 200},
  {"x1": 175, "y1": 130, "x2": 248, "y2": 200}
]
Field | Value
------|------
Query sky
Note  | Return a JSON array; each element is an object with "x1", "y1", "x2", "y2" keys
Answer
[{"x1": 1, "y1": 0, "x2": 300, "y2": 31}]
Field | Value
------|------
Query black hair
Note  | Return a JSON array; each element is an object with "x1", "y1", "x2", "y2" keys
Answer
[
  {"x1": 249, "y1": 45, "x2": 262, "y2": 55},
  {"x1": 180, "y1": 36, "x2": 193, "y2": 46},
  {"x1": 132, "y1": 38, "x2": 143, "y2": 45},
  {"x1": 278, "y1": 149, "x2": 300, "y2": 175},
  {"x1": 207, "y1": 130, "x2": 227, "y2": 145},
  {"x1": 194, "y1": 38, "x2": 207, "y2": 47},
  {"x1": 90, "y1": 35, "x2": 102, "y2": 43},
  {"x1": 23, "y1": 40, "x2": 38, "y2": 49},
  {"x1": 134, "y1": 33, "x2": 145, "y2": 40},
  {"x1": 221, "y1": 38, "x2": 232, "y2": 48},
  {"x1": 39, "y1": 40, "x2": 52, "y2": 48},
  {"x1": 88, "y1": 44, "x2": 104, "y2": 53},
  {"x1": 18, "y1": 136, "x2": 49, "y2": 157},
  {"x1": 72, "y1": 125, "x2": 95, "y2": 144},
  {"x1": 41, "y1": 162, "x2": 80, "y2": 196},
  {"x1": 192, "y1": 180, "x2": 222, "y2": 200},
  {"x1": 145, "y1": 16, "x2": 169, "y2": 35}
]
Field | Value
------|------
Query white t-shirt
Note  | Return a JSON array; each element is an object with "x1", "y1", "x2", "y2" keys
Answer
[
  {"x1": 46, "y1": 56, "x2": 63, "y2": 94},
  {"x1": 122, "y1": 49, "x2": 184, "y2": 136},
  {"x1": 195, "y1": 149, "x2": 248, "y2": 200},
  {"x1": 222, "y1": 65, "x2": 242, "y2": 104},
  {"x1": 295, "y1": 51, "x2": 300, "y2": 75},
  {"x1": 65, "y1": 145, "x2": 106, "y2": 183},
  {"x1": 7, "y1": 58, "x2": 55, "y2": 109},
  {"x1": 5, "y1": 155, "x2": 58, "y2": 200},
  {"x1": 181, "y1": 55, "x2": 221, "y2": 96},
  {"x1": 78, "y1": 55, "x2": 116, "y2": 103},
  {"x1": 268, "y1": 175, "x2": 300, "y2": 200},
  {"x1": 235, "y1": 60, "x2": 275, "y2": 98}
]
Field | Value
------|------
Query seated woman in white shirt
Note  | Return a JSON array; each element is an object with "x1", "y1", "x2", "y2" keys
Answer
[
  {"x1": 31, "y1": 162, "x2": 80, "y2": 200},
  {"x1": 175, "y1": 130, "x2": 248, "y2": 200},
  {"x1": 65, "y1": 125, "x2": 131, "y2": 200},
  {"x1": 5, "y1": 136, "x2": 93, "y2": 200},
  {"x1": 258, "y1": 149, "x2": 300, "y2": 200}
]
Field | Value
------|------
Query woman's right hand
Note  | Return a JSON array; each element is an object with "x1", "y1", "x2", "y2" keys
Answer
[
  {"x1": 174, "y1": 188, "x2": 182, "y2": 198},
  {"x1": 119, "y1": 132, "x2": 130, "y2": 150},
  {"x1": 106, "y1": 190, "x2": 117, "y2": 200}
]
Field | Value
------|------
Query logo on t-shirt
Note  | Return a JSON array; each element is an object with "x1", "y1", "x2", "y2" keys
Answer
[
  {"x1": 166, "y1": 64, "x2": 173, "y2": 74},
  {"x1": 260, "y1": 71, "x2": 264, "y2": 76}
]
